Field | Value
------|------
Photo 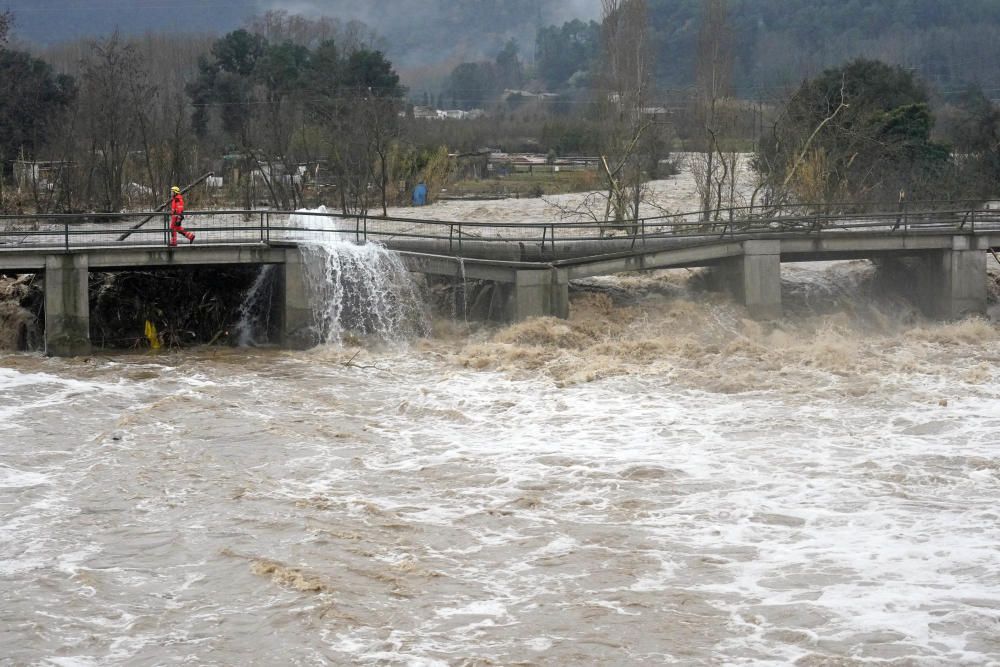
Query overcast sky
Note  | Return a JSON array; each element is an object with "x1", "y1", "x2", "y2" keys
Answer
[{"x1": 4, "y1": 0, "x2": 599, "y2": 45}]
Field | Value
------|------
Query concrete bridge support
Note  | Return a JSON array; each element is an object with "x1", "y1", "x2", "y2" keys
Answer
[
  {"x1": 277, "y1": 249, "x2": 316, "y2": 349},
  {"x1": 709, "y1": 241, "x2": 782, "y2": 320},
  {"x1": 916, "y1": 238, "x2": 988, "y2": 320},
  {"x1": 44, "y1": 255, "x2": 91, "y2": 357},
  {"x1": 504, "y1": 269, "x2": 570, "y2": 322}
]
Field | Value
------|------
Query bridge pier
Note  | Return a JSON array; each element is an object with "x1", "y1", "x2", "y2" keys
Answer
[
  {"x1": 277, "y1": 249, "x2": 317, "y2": 349},
  {"x1": 503, "y1": 269, "x2": 570, "y2": 322},
  {"x1": 44, "y1": 255, "x2": 91, "y2": 357},
  {"x1": 914, "y1": 237, "x2": 988, "y2": 320},
  {"x1": 709, "y1": 240, "x2": 782, "y2": 319}
]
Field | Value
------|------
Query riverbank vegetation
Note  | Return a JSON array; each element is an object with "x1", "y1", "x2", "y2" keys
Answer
[
  {"x1": 1, "y1": 2, "x2": 1000, "y2": 354},
  {"x1": 0, "y1": 1, "x2": 998, "y2": 219}
]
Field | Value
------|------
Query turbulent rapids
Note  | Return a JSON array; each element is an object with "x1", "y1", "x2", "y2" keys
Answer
[{"x1": 3, "y1": 172, "x2": 1000, "y2": 665}]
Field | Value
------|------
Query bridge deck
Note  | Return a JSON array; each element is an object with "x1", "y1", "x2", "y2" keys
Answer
[
  {"x1": 6, "y1": 204, "x2": 995, "y2": 356},
  {"x1": 1, "y1": 205, "x2": 998, "y2": 280}
]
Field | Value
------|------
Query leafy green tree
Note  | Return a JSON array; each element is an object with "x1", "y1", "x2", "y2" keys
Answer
[
  {"x1": 495, "y1": 39, "x2": 524, "y2": 91},
  {"x1": 255, "y1": 42, "x2": 311, "y2": 97},
  {"x1": 941, "y1": 85, "x2": 1000, "y2": 198},
  {"x1": 341, "y1": 49, "x2": 402, "y2": 96},
  {"x1": 302, "y1": 48, "x2": 404, "y2": 215},
  {"x1": 306, "y1": 40, "x2": 340, "y2": 94},
  {"x1": 535, "y1": 20, "x2": 601, "y2": 89},
  {"x1": 757, "y1": 59, "x2": 950, "y2": 204},
  {"x1": 187, "y1": 30, "x2": 267, "y2": 139},
  {"x1": 210, "y1": 28, "x2": 267, "y2": 77},
  {"x1": 446, "y1": 62, "x2": 496, "y2": 110}
]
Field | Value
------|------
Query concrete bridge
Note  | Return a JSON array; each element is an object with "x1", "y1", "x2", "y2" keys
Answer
[{"x1": 0, "y1": 205, "x2": 997, "y2": 355}]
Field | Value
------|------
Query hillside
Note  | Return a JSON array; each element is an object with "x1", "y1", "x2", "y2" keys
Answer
[
  {"x1": 538, "y1": 0, "x2": 1000, "y2": 96},
  {"x1": 3, "y1": 0, "x2": 597, "y2": 65}
]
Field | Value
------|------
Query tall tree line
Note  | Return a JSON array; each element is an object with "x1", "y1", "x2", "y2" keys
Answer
[
  {"x1": 0, "y1": 12, "x2": 412, "y2": 216},
  {"x1": 536, "y1": 0, "x2": 1000, "y2": 95}
]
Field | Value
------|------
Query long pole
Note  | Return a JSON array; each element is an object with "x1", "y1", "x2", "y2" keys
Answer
[{"x1": 116, "y1": 171, "x2": 214, "y2": 242}]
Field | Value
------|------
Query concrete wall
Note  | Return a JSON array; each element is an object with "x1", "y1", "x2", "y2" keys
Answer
[
  {"x1": 918, "y1": 239, "x2": 988, "y2": 319},
  {"x1": 277, "y1": 249, "x2": 316, "y2": 349},
  {"x1": 44, "y1": 255, "x2": 91, "y2": 357},
  {"x1": 942, "y1": 237, "x2": 988, "y2": 319},
  {"x1": 707, "y1": 240, "x2": 782, "y2": 320},
  {"x1": 877, "y1": 238, "x2": 988, "y2": 320},
  {"x1": 504, "y1": 269, "x2": 570, "y2": 322}
]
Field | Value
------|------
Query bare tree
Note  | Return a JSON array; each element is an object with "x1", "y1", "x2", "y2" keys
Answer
[
  {"x1": 693, "y1": 0, "x2": 736, "y2": 220},
  {"x1": 247, "y1": 10, "x2": 380, "y2": 52},
  {"x1": 596, "y1": 0, "x2": 654, "y2": 234},
  {"x1": 78, "y1": 33, "x2": 153, "y2": 212}
]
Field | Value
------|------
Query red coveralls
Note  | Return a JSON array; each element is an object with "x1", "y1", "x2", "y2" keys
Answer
[{"x1": 170, "y1": 193, "x2": 195, "y2": 246}]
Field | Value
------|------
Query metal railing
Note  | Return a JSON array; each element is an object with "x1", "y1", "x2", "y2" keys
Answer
[{"x1": 1, "y1": 201, "x2": 998, "y2": 260}]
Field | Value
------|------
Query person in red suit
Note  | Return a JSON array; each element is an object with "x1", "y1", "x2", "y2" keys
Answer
[{"x1": 169, "y1": 186, "x2": 195, "y2": 247}]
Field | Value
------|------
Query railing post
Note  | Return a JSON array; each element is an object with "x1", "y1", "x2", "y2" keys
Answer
[
  {"x1": 458, "y1": 223, "x2": 463, "y2": 254},
  {"x1": 363, "y1": 216, "x2": 368, "y2": 243},
  {"x1": 260, "y1": 211, "x2": 265, "y2": 243},
  {"x1": 266, "y1": 211, "x2": 271, "y2": 243},
  {"x1": 449, "y1": 224, "x2": 454, "y2": 254},
  {"x1": 64, "y1": 220, "x2": 69, "y2": 251}
]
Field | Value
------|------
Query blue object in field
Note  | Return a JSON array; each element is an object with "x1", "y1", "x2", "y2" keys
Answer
[{"x1": 413, "y1": 182, "x2": 428, "y2": 206}]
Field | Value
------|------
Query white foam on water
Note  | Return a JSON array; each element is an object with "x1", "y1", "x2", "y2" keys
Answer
[
  {"x1": 293, "y1": 348, "x2": 999, "y2": 664},
  {"x1": 4, "y1": 332, "x2": 998, "y2": 665},
  {"x1": 0, "y1": 464, "x2": 49, "y2": 489},
  {"x1": 0, "y1": 367, "x2": 127, "y2": 417},
  {"x1": 4, "y1": 174, "x2": 1000, "y2": 665},
  {"x1": 435, "y1": 599, "x2": 510, "y2": 619},
  {"x1": 296, "y1": 240, "x2": 429, "y2": 345}
]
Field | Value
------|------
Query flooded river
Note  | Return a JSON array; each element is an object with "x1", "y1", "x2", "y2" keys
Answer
[{"x1": 3, "y1": 169, "x2": 1000, "y2": 665}]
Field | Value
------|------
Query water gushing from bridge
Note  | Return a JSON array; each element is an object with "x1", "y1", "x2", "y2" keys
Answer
[
  {"x1": 269, "y1": 208, "x2": 430, "y2": 344},
  {"x1": 234, "y1": 265, "x2": 276, "y2": 347},
  {"x1": 297, "y1": 241, "x2": 428, "y2": 344}
]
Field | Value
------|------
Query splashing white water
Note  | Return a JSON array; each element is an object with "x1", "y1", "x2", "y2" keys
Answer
[
  {"x1": 229, "y1": 207, "x2": 430, "y2": 346},
  {"x1": 234, "y1": 265, "x2": 277, "y2": 347},
  {"x1": 297, "y1": 241, "x2": 429, "y2": 345}
]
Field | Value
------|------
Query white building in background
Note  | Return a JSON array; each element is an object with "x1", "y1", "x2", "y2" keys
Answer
[
  {"x1": 408, "y1": 108, "x2": 487, "y2": 121},
  {"x1": 13, "y1": 160, "x2": 71, "y2": 192}
]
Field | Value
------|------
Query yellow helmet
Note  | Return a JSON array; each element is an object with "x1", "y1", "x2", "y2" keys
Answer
[{"x1": 171, "y1": 186, "x2": 181, "y2": 194}]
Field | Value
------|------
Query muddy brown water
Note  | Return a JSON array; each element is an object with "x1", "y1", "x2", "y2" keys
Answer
[
  {"x1": 4, "y1": 167, "x2": 1000, "y2": 665},
  {"x1": 3, "y1": 261, "x2": 1000, "y2": 665}
]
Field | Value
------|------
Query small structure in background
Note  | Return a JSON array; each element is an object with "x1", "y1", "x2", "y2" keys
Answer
[
  {"x1": 487, "y1": 152, "x2": 599, "y2": 175},
  {"x1": 13, "y1": 160, "x2": 72, "y2": 193},
  {"x1": 408, "y1": 107, "x2": 487, "y2": 121},
  {"x1": 411, "y1": 106, "x2": 439, "y2": 120}
]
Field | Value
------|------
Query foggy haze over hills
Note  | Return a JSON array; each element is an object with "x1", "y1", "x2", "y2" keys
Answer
[{"x1": 2, "y1": 0, "x2": 599, "y2": 64}]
